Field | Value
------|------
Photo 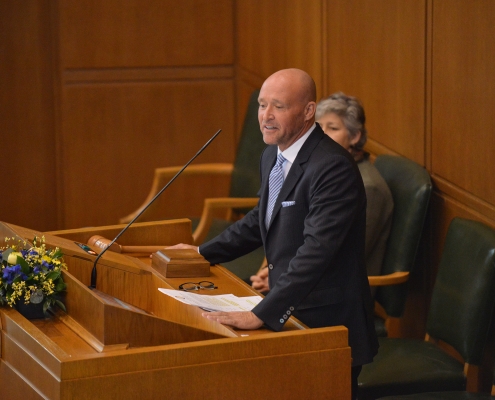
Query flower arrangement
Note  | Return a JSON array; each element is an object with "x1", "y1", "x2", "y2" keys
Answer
[{"x1": 0, "y1": 236, "x2": 67, "y2": 315}]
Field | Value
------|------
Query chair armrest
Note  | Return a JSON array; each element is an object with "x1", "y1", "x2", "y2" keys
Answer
[
  {"x1": 120, "y1": 163, "x2": 233, "y2": 224},
  {"x1": 368, "y1": 271, "x2": 410, "y2": 286},
  {"x1": 193, "y1": 197, "x2": 259, "y2": 245}
]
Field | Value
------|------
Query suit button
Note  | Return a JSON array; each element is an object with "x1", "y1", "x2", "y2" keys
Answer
[
  {"x1": 289, "y1": 306, "x2": 294, "y2": 311},
  {"x1": 279, "y1": 319, "x2": 284, "y2": 323},
  {"x1": 268, "y1": 264, "x2": 274, "y2": 270}
]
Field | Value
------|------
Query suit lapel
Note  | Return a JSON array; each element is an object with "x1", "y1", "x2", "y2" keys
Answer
[{"x1": 265, "y1": 125, "x2": 325, "y2": 232}]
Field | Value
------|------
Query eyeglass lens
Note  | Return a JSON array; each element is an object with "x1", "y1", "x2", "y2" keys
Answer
[{"x1": 179, "y1": 281, "x2": 217, "y2": 291}]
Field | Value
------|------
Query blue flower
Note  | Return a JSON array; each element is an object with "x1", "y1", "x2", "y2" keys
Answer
[
  {"x1": 2, "y1": 264, "x2": 27, "y2": 284},
  {"x1": 42, "y1": 260, "x2": 54, "y2": 270}
]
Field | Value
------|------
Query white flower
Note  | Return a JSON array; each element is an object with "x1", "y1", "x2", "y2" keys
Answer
[{"x1": 7, "y1": 251, "x2": 23, "y2": 265}]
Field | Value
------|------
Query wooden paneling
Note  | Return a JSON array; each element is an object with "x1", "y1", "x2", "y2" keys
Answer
[
  {"x1": 325, "y1": 0, "x2": 426, "y2": 164},
  {"x1": 61, "y1": 78, "x2": 235, "y2": 228},
  {"x1": 59, "y1": 0, "x2": 234, "y2": 69},
  {"x1": 1, "y1": 0, "x2": 237, "y2": 231},
  {"x1": 0, "y1": 1, "x2": 58, "y2": 231},
  {"x1": 431, "y1": 0, "x2": 495, "y2": 209},
  {"x1": 235, "y1": 0, "x2": 324, "y2": 94},
  {"x1": 234, "y1": 0, "x2": 324, "y2": 155},
  {"x1": 54, "y1": 0, "x2": 237, "y2": 229}
]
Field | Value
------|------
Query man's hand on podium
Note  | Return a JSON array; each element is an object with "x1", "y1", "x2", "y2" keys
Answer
[
  {"x1": 202, "y1": 311, "x2": 263, "y2": 330},
  {"x1": 166, "y1": 243, "x2": 199, "y2": 252},
  {"x1": 150, "y1": 243, "x2": 199, "y2": 257},
  {"x1": 164, "y1": 243, "x2": 264, "y2": 330}
]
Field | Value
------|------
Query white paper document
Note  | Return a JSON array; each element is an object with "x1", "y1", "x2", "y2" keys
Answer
[{"x1": 158, "y1": 288, "x2": 262, "y2": 312}]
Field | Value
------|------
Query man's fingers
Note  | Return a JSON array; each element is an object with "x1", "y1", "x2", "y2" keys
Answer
[
  {"x1": 258, "y1": 268, "x2": 268, "y2": 278},
  {"x1": 201, "y1": 311, "x2": 263, "y2": 330}
]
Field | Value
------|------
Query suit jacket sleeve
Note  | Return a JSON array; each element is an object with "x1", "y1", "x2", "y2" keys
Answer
[{"x1": 199, "y1": 204, "x2": 264, "y2": 264}]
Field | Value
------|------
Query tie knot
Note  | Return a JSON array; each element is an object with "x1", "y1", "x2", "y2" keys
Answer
[{"x1": 276, "y1": 153, "x2": 286, "y2": 166}]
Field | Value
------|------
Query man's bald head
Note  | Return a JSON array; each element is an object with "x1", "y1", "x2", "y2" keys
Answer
[
  {"x1": 265, "y1": 68, "x2": 317, "y2": 104},
  {"x1": 258, "y1": 69, "x2": 317, "y2": 151}
]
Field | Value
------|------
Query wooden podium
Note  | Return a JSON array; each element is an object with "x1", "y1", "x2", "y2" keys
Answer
[{"x1": 0, "y1": 219, "x2": 351, "y2": 399}]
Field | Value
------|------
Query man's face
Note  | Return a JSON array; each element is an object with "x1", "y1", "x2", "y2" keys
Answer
[{"x1": 258, "y1": 75, "x2": 309, "y2": 151}]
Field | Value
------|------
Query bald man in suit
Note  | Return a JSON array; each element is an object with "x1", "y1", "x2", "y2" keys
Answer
[{"x1": 169, "y1": 69, "x2": 378, "y2": 399}]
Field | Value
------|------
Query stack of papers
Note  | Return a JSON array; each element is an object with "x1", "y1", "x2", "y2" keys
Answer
[{"x1": 158, "y1": 288, "x2": 262, "y2": 312}]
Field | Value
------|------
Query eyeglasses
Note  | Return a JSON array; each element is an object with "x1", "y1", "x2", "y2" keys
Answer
[{"x1": 178, "y1": 281, "x2": 217, "y2": 291}]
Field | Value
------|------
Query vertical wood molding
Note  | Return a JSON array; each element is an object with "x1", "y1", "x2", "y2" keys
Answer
[
  {"x1": 51, "y1": 0, "x2": 65, "y2": 229},
  {"x1": 424, "y1": 0, "x2": 433, "y2": 172}
]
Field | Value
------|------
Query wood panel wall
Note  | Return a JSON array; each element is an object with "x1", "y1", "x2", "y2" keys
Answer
[
  {"x1": 430, "y1": 0, "x2": 495, "y2": 227},
  {"x1": 234, "y1": 0, "x2": 495, "y2": 338},
  {"x1": 0, "y1": 1, "x2": 58, "y2": 231},
  {"x1": 2, "y1": 0, "x2": 495, "y2": 339},
  {"x1": 0, "y1": 0, "x2": 237, "y2": 230}
]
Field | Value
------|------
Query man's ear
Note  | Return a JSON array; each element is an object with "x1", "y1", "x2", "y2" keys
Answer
[{"x1": 304, "y1": 102, "x2": 316, "y2": 120}]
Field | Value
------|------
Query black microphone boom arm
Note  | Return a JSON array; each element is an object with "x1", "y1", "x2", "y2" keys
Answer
[{"x1": 89, "y1": 129, "x2": 222, "y2": 289}]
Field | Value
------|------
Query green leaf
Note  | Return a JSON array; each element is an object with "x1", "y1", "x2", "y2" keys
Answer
[
  {"x1": 1, "y1": 248, "x2": 13, "y2": 263},
  {"x1": 55, "y1": 299, "x2": 66, "y2": 312},
  {"x1": 52, "y1": 250, "x2": 63, "y2": 259},
  {"x1": 25, "y1": 278, "x2": 37, "y2": 287},
  {"x1": 17, "y1": 256, "x2": 31, "y2": 274},
  {"x1": 45, "y1": 271, "x2": 61, "y2": 281}
]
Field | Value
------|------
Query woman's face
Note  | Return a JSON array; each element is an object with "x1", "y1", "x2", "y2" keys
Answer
[{"x1": 317, "y1": 112, "x2": 359, "y2": 152}]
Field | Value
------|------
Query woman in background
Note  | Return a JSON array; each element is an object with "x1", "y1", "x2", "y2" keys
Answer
[{"x1": 316, "y1": 92, "x2": 394, "y2": 289}]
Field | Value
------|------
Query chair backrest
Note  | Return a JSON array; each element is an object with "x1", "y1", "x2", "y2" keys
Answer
[
  {"x1": 374, "y1": 155, "x2": 432, "y2": 317},
  {"x1": 229, "y1": 89, "x2": 266, "y2": 199},
  {"x1": 426, "y1": 217, "x2": 495, "y2": 365}
]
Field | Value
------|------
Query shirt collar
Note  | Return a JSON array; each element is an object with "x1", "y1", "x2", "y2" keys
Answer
[{"x1": 279, "y1": 123, "x2": 316, "y2": 163}]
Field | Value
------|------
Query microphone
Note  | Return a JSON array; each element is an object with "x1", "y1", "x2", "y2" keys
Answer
[{"x1": 89, "y1": 129, "x2": 222, "y2": 289}]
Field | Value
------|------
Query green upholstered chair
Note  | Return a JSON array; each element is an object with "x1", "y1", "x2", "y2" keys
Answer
[
  {"x1": 121, "y1": 89, "x2": 266, "y2": 281},
  {"x1": 377, "y1": 372, "x2": 495, "y2": 399},
  {"x1": 368, "y1": 155, "x2": 432, "y2": 337},
  {"x1": 378, "y1": 392, "x2": 495, "y2": 399},
  {"x1": 358, "y1": 217, "x2": 495, "y2": 399}
]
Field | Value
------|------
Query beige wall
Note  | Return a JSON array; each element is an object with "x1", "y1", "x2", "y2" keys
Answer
[{"x1": 1, "y1": 0, "x2": 495, "y2": 337}]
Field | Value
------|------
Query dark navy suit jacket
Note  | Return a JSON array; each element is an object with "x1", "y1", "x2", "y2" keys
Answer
[{"x1": 200, "y1": 124, "x2": 378, "y2": 366}]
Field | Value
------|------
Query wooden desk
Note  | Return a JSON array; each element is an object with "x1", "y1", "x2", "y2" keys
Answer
[{"x1": 0, "y1": 220, "x2": 351, "y2": 399}]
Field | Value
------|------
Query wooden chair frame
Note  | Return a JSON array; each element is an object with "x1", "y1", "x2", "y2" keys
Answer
[{"x1": 120, "y1": 163, "x2": 234, "y2": 225}]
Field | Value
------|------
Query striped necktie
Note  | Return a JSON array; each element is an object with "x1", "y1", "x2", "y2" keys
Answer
[{"x1": 265, "y1": 153, "x2": 286, "y2": 228}]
